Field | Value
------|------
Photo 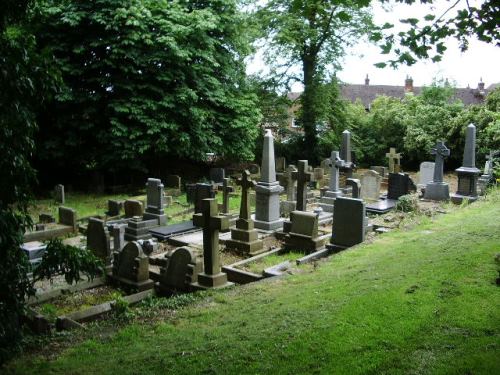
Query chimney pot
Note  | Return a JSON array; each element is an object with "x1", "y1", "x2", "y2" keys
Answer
[
  {"x1": 365, "y1": 74, "x2": 370, "y2": 85},
  {"x1": 405, "y1": 76, "x2": 414, "y2": 92}
]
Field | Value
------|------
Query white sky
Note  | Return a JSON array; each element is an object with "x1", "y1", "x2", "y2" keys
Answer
[{"x1": 246, "y1": 1, "x2": 500, "y2": 91}]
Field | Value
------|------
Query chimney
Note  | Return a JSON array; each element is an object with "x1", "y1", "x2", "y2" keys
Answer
[
  {"x1": 404, "y1": 75, "x2": 413, "y2": 92},
  {"x1": 365, "y1": 74, "x2": 370, "y2": 86},
  {"x1": 478, "y1": 77, "x2": 485, "y2": 91}
]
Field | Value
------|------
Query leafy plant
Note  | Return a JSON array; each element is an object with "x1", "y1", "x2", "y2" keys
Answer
[{"x1": 395, "y1": 194, "x2": 419, "y2": 213}]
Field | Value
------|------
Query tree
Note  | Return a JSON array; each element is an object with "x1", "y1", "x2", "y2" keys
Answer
[
  {"x1": 33, "y1": 0, "x2": 260, "y2": 176},
  {"x1": 252, "y1": 0, "x2": 376, "y2": 162}
]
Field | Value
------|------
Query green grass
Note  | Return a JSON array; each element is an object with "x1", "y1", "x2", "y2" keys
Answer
[
  {"x1": 238, "y1": 251, "x2": 304, "y2": 274},
  {"x1": 9, "y1": 190, "x2": 500, "y2": 374}
]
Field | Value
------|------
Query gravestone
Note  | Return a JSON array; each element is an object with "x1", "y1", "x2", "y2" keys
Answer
[
  {"x1": 87, "y1": 218, "x2": 111, "y2": 263},
  {"x1": 340, "y1": 130, "x2": 353, "y2": 167},
  {"x1": 451, "y1": 124, "x2": 481, "y2": 204},
  {"x1": 111, "y1": 241, "x2": 154, "y2": 291},
  {"x1": 318, "y1": 151, "x2": 345, "y2": 213},
  {"x1": 254, "y1": 130, "x2": 284, "y2": 230},
  {"x1": 386, "y1": 148, "x2": 402, "y2": 173},
  {"x1": 424, "y1": 141, "x2": 450, "y2": 201},
  {"x1": 275, "y1": 157, "x2": 286, "y2": 173},
  {"x1": 225, "y1": 171, "x2": 264, "y2": 255},
  {"x1": 418, "y1": 162, "x2": 435, "y2": 188},
  {"x1": 478, "y1": 150, "x2": 499, "y2": 194},
  {"x1": 124, "y1": 216, "x2": 157, "y2": 241},
  {"x1": 112, "y1": 224, "x2": 126, "y2": 252},
  {"x1": 156, "y1": 247, "x2": 201, "y2": 294},
  {"x1": 346, "y1": 178, "x2": 361, "y2": 198},
  {"x1": 192, "y1": 198, "x2": 232, "y2": 289},
  {"x1": 221, "y1": 178, "x2": 234, "y2": 214},
  {"x1": 209, "y1": 168, "x2": 225, "y2": 184},
  {"x1": 165, "y1": 175, "x2": 181, "y2": 190},
  {"x1": 185, "y1": 183, "x2": 197, "y2": 204},
  {"x1": 370, "y1": 166, "x2": 388, "y2": 178},
  {"x1": 313, "y1": 168, "x2": 325, "y2": 188},
  {"x1": 360, "y1": 170, "x2": 382, "y2": 201},
  {"x1": 58, "y1": 207, "x2": 77, "y2": 231},
  {"x1": 328, "y1": 197, "x2": 366, "y2": 249},
  {"x1": 194, "y1": 183, "x2": 216, "y2": 214},
  {"x1": 54, "y1": 184, "x2": 65, "y2": 204},
  {"x1": 280, "y1": 164, "x2": 298, "y2": 216},
  {"x1": 107, "y1": 199, "x2": 123, "y2": 217},
  {"x1": 124, "y1": 200, "x2": 143, "y2": 218},
  {"x1": 284, "y1": 211, "x2": 324, "y2": 254},
  {"x1": 387, "y1": 173, "x2": 415, "y2": 200},
  {"x1": 321, "y1": 158, "x2": 331, "y2": 174},
  {"x1": 143, "y1": 178, "x2": 167, "y2": 225},
  {"x1": 292, "y1": 160, "x2": 313, "y2": 211},
  {"x1": 39, "y1": 213, "x2": 55, "y2": 224}
]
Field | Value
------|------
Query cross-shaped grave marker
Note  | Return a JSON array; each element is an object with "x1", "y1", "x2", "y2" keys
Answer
[
  {"x1": 292, "y1": 160, "x2": 313, "y2": 211},
  {"x1": 386, "y1": 147, "x2": 402, "y2": 173},
  {"x1": 237, "y1": 170, "x2": 256, "y2": 222},
  {"x1": 193, "y1": 198, "x2": 229, "y2": 286},
  {"x1": 430, "y1": 141, "x2": 450, "y2": 183},
  {"x1": 221, "y1": 177, "x2": 234, "y2": 214}
]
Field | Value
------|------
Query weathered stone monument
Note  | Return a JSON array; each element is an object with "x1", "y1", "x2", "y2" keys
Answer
[
  {"x1": 328, "y1": 197, "x2": 366, "y2": 249},
  {"x1": 346, "y1": 178, "x2": 361, "y2": 198},
  {"x1": 165, "y1": 174, "x2": 182, "y2": 190},
  {"x1": 451, "y1": 124, "x2": 481, "y2": 204},
  {"x1": 360, "y1": 170, "x2": 382, "y2": 201},
  {"x1": 386, "y1": 148, "x2": 402, "y2": 173},
  {"x1": 112, "y1": 224, "x2": 126, "y2": 252},
  {"x1": 284, "y1": 211, "x2": 324, "y2": 254},
  {"x1": 478, "y1": 150, "x2": 499, "y2": 194},
  {"x1": 254, "y1": 130, "x2": 284, "y2": 230},
  {"x1": 192, "y1": 198, "x2": 232, "y2": 289},
  {"x1": 225, "y1": 171, "x2": 264, "y2": 255},
  {"x1": 107, "y1": 199, "x2": 123, "y2": 217},
  {"x1": 387, "y1": 173, "x2": 415, "y2": 200},
  {"x1": 318, "y1": 151, "x2": 345, "y2": 213},
  {"x1": 418, "y1": 162, "x2": 435, "y2": 188},
  {"x1": 143, "y1": 178, "x2": 167, "y2": 225},
  {"x1": 124, "y1": 200, "x2": 143, "y2": 218},
  {"x1": 111, "y1": 241, "x2": 154, "y2": 291},
  {"x1": 275, "y1": 157, "x2": 286, "y2": 173},
  {"x1": 58, "y1": 207, "x2": 77, "y2": 231},
  {"x1": 293, "y1": 160, "x2": 313, "y2": 211},
  {"x1": 54, "y1": 184, "x2": 65, "y2": 204},
  {"x1": 280, "y1": 164, "x2": 298, "y2": 216},
  {"x1": 87, "y1": 218, "x2": 111, "y2": 264},
  {"x1": 424, "y1": 141, "x2": 450, "y2": 201},
  {"x1": 156, "y1": 247, "x2": 201, "y2": 294},
  {"x1": 221, "y1": 178, "x2": 234, "y2": 214},
  {"x1": 124, "y1": 216, "x2": 156, "y2": 241},
  {"x1": 313, "y1": 167, "x2": 325, "y2": 188},
  {"x1": 194, "y1": 183, "x2": 216, "y2": 214}
]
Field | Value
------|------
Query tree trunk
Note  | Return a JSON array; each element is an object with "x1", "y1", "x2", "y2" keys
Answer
[{"x1": 301, "y1": 52, "x2": 319, "y2": 164}]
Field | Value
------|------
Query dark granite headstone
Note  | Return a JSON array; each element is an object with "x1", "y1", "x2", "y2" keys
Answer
[
  {"x1": 194, "y1": 183, "x2": 216, "y2": 214},
  {"x1": 329, "y1": 197, "x2": 366, "y2": 248},
  {"x1": 387, "y1": 173, "x2": 414, "y2": 200}
]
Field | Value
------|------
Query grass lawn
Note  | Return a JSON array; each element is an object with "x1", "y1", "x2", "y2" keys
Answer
[{"x1": 9, "y1": 190, "x2": 500, "y2": 374}]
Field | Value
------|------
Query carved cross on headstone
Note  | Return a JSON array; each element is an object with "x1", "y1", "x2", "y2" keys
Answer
[
  {"x1": 430, "y1": 141, "x2": 450, "y2": 183},
  {"x1": 221, "y1": 178, "x2": 234, "y2": 214},
  {"x1": 284, "y1": 164, "x2": 298, "y2": 201},
  {"x1": 386, "y1": 147, "x2": 402, "y2": 173},
  {"x1": 236, "y1": 170, "x2": 256, "y2": 221},
  {"x1": 193, "y1": 199, "x2": 229, "y2": 276},
  {"x1": 328, "y1": 151, "x2": 345, "y2": 193},
  {"x1": 292, "y1": 160, "x2": 313, "y2": 211}
]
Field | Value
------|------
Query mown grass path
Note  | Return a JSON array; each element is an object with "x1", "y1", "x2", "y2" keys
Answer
[{"x1": 10, "y1": 191, "x2": 500, "y2": 374}]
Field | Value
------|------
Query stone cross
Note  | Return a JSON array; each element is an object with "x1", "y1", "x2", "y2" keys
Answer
[
  {"x1": 193, "y1": 198, "x2": 229, "y2": 276},
  {"x1": 328, "y1": 151, "x2": 345, "y2": 193},
  {"x1": 431, "y1": 141, "x2": 450, "y2": 183},
  {"x1": 236, "y1": 170, "x2": 256, "y2": 220},
  {"x1": 284, "y1": 164, "x2": 298, "y2": 201},
  {"x1": 221, "y1": 178, "x2": 234, "y2": 214},
  {"x1": 385, "y1": 147, "x2": 402, "y2": 173},
  {"x1": 292, "y1": 160, "x2": 313, "y2": 211}
]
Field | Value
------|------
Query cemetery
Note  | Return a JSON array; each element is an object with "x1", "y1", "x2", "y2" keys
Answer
[{"x1": 2, "y1": 1, "x2": 500, "y2": 374}]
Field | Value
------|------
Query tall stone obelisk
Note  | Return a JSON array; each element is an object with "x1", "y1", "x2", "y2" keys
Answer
[{"x1": 254, "y1": 129, "x2": 284, "y2": 230}]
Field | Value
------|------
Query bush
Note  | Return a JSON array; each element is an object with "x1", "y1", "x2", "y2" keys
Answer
[{"x1": 395, "y1": 194, "x2": 419, "y2": 213}]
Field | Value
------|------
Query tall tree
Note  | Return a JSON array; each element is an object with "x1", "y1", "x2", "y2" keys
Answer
[{"x1": 251, "y1": 0, "x2": 375, "y2": 162}]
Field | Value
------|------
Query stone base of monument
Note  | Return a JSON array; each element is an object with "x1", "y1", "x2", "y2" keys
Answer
[
  {"x1": 143, "y1": 211, "x2": 167, "y2": 226},
  {"x1": 191, "y1": 272, "x2": 234, "y2": 290},
  {"x1": 365, "y1": 199, "x2": 397, "y2": 214},
  {"x1": 225, "y1": 228, "x2": 264, "y2": 256},
  {"x1": 253, "y1": 217, "x2": 284, "y2": 231},
  {"x1": 107, "y1": 274, "x2": 155, "y2": 293},
  {"x1": 284, "y1": 234, "x2": 326, "y2": 254},
  {"x1": 424, "y1": 182, "x2": 450, "y2": 201},
  {"x1": 450, "y1": 193, "x2": 478, "y2": 204}
]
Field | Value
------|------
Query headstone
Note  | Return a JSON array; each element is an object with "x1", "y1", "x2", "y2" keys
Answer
[
  {"x1": 87, "y1": 218, "x2": 111, "y2": 263},
  {"x1": 165, "y1": 175, "x2": 181, "y2": 190},
  {"x1": 192, "y1": 198, "x2": 232, "y2": 289},
  {"x1": 386, "y1": 148, "x2": 402, "y2": 173},
  {"x1": 284, "y1": 211, "x2": 324, "y2": 254},
  {"x1": 346, "y1": 178, "x2": 361, "y2": 198},
  {"x1": 143, "y1": 178, "x2": 167, "y2": 225},
  {"x1": 280, "y1": 164, "x2": 298, "y2": 216},
  {"x1": 226, "y1": 171, "x2": 264, "y2": 255},
  {"x1": 124, "y1": 216, "x2": 157, "y2": 241},
  {"x1": 157, "y1": 247, "x2": 201, "y2": 293},
  {"x1": 418, "y1": 162, "x2": 435, "y2": 187},
  {"x1": 124, "y1": 200, "x2": 143, "y2": 218},
  {"x1": 54, "y1": 184, "x2": 65, "y2": 204},
  {"x1": 370, "y1": 166, "x2": 388, "y2": 178},
  {"x1": 478, "y1": 150, "x2": 499, "y2": 194},
  {"x1": 321, "y1": 158, "x2": 331, "y2": 174},
  {"x1": 221, "y1": 178, "x2": 234, "y2": 214},
  {"x1": 451, "y1": 124, "x2": 481, "y2": 203},
  {"x1": 424, "y1": 141, "x2": 450, "y2": 201},
  {"x1": 111, "y1": 241, "x2": 153, "y2": 291},
  {"x1": 107, "y1": 200, "x2": 123, "y2": 217},
  {"x1": 275, "y1": 157, "x2": 286, "y2": 173},
  {"x1": 254, "y1": 130, "x2": 284, "y2": 230},
  {"x1": 209, "y1": 168, "x2": 225, "y2": 184},
  {"x1": 292, "y1": 160, "x2": 313, "y2": 211},
  {"x1": 112, "y1": 224, "x2": 126, "y2": 252},
  {"x1": 39, "y1": 213, "x2": 55, "y2": 224},
  {"x1": 360, "y1": 170, "x2": 382, "y2": 201},
  {"x1": 387, "y1": 173, "x2": 415, "y2": 200},
  {"x1": 185, "y1": 183, "x2": 197, "y2": 204},
  {"x1": 328, "y1": 197, "x2": 366, "y2": 249},
  {"x1": 194, "y1": 183, "x2": 216, "y2": 214},
  {"x1": 58, "y1": 207, "x2": 77, "y2": 231},
  {"x1": 313, "y1": 168, "x2": 325, "y2": 188},
  {"x1": 165, "y1": 195, "x2": 173, "y2": 207},
  {"x1": 318, "y1": 151, "x2": 345, "y2": 213}
]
